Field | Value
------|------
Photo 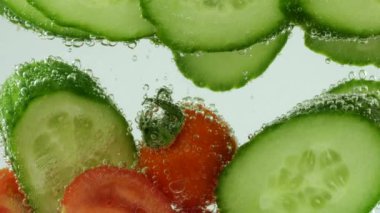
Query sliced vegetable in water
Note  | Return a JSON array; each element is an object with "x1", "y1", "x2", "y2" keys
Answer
[
  {"x1": 0, "y1": 0, "x2": 5, "y2": 15},
  {"x1": 141, "y1": 0, "x2": 288, "y2": 52},
  {"x1": 289, "y1": 0, "x2": 380, "y2": 37},
  {"x1": 0, "y1": 168, "x2": 30, "y2": 212},
  {"x1": 305, "y1": 33, "x2": 380, "y2": 68},
  {"x1": 61, "y1": 166, "x2": 174, "y2": 213},
  {"x1": 217, "y1": 94, "x2": 380, "y2": 213},
  {"x1": 28, "y1": 0, "x2": 155, "y2": 41},
  {"x1": 328, "y1": 79, "x2": 380, "y2": 95},
  {"x1": 0, "y1": 58, "x2": 137, "y2": 213},
  {"x1": 1, "y1": 0, "x2": 90, "y2": 39},
  {"x1": 174, "y1": 32, "x2": 289, "y2": 91}
]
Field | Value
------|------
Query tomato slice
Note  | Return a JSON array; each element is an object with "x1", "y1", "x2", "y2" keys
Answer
[
  {"x1": 61, "y1": 166, "x2": 174, "y2": 213},
  {"x1": 0, "y1": 168, "x2": 29, "y2": 213}
]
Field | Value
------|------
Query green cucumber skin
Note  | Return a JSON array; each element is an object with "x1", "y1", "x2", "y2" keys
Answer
[
  {"x1": 140, "y1": 0, "x2": 289, "y2": 53},
  {"x1": 281, "y1": 0, "x2": 380, "y2": 38},
  {"x1": 0, "y1": 58, "x2": 136, "y2": 211},
  {"x1": 27, "y1": 0, "x2": 155, "y2": 42},
  {"x1": 328, "y1": 80, "x2": 380, "y2": 95},
  {"x1": 305, "y1": 33, "x2": 380, "y2": 68},
  {"x1": 173, "y1": 32, "x2": 289, "y2": 91},
  {"x1": 217, "y1": 94, "x2": 380, "y2": 213},
  {"x1": 0, "y1": 0, "x2": 5, "y2": 15},
  {"x1": 1, "y1": 0, "x2": 90, "y2": 39},
  {"x1": 0, "y1": 58, "x2": 118, "y2": 138}
]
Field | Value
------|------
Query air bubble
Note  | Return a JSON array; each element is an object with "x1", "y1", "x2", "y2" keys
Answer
[
  {"x1": 67, "y1": 73, "x2": 77, "y2": 81},
  {"x1": 100, "y1": 40, "x2": 117, "y2": 47},
  {"x1": 72, "y1": 59, "x2": 82, "y2": 68},
  {"x1": 168, "y1": 179, "x2": 185, "y2": 194},
  {"x1": 359, "y1": 69, "x2": 367, "y2": 79},
  {"x1": 20, "y1": 88, "x2": 28, "y2": 96},
  {"x1": 143, "y1": 84, "x2": 150, "y2": 91},
  {"x1": 85, "y1": 40, "x2": 96, "y2": 47},
  {"x1": 346, "y1": 72, "x2": 357, "y2": 81},
  {"x1": 72, "y1": 40, "x2": 85, "y2": 48},
  {"x1": 126, "y1": 41, "x2": 137, "y2": 49}
]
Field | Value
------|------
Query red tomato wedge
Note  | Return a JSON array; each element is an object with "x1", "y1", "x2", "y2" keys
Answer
[
  {"x1": 61, "y1": 166, "x2": 174, "y2": 213},
  {"x1": 0, "y1": 168, "x2": 29, "y2": 213}
]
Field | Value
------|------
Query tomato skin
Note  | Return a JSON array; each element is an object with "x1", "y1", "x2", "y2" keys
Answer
[
  {"x1": 138, "y1": 104, "x2": 237, "y2": 211},
  {"x1": 0, "y1": 168, "x2": 29, "y2": 213},
  {"x1": 61, "y1": 166, "x2": 174, "y2": 213}
]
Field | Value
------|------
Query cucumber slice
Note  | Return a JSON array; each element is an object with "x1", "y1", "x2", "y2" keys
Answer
[
  {"x1": 328, "y1": 80, "x2": 380, "y2": 95},
  {"x1": 28, "y1": 0, "x2": 154, "y2": 41},
  {"x1": 217, "y1": 95, "x2": 380, "y2": 213},
  {"x1": 141, "y1": 0, "x2": 288, "y2": 52},
  {"x1": 305, "y1": 33, "x2": 380, "y2": 67},
  {"x1": 2, "y1": 0, "x2": 90, "y2": 39},
  {"x1": 0, "y1": 58, "x2": 137, "y2": 213},
  {"x1": 296, "y1": 0, "x2": 380, "y2": 37},
  {"x1": 174, "y1": 32, "x2": 289, "y2": 91},
  {"x1": 0, "y1": 0, "x2": 5, "y2": 15}
]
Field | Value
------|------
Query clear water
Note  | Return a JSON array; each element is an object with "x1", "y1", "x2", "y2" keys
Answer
[{"x1": 0, "y1": 16, "x2": 379, "y2": 212}]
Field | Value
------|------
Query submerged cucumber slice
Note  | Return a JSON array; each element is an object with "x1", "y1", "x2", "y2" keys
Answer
[
  {"x1": 296, "y1": 0, "x2": 380, "y2": 37},
  {"x1": 0, "y1": 0, "x2": 5, "y2": 15},
  {"x1": 28, "y1": 0, "x2": 154, "y2": 41},
  {"x1": 2, "y1": 0, "x2": 90, "y2": 39},
  {"x1": 305, "y1": 33, "x2": 380, "y2": 67},
  {"x1": 0, "y1": 58, "x2": 136, "y2": 213},
  {"x1": 141, "y1": 0, "x2": 288, "y2": 52},
  {"x1": 217, "y1": 95, "x2": 380, "y2": 213},
  {"x1": 174, "y1": 32, "x2": 289, "y2": 91},
  {"x1": 328, "y1": 80, "x2": 380, "y2": 95}
]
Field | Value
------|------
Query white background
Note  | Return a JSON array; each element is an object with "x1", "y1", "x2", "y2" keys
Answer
[{"x1": 0, "y1": 15, "x2": 379, "y2": 212}]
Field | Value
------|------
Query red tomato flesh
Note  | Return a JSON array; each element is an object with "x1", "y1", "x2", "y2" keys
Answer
[
  {"x1": 61, "y1": 166, "x2": 174, "y2": 213},
  {"x1": 0, "y1": 168, "x2": 29, "y2": 213}
]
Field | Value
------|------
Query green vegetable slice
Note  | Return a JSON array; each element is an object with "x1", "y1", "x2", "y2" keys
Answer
[
  {"x1": 28, "y1": 0, "x2": 155, "y2": 41},
  {"x1": 174, "y1": 32, "x2": 289, "y2": 91},
  {"x1": 0, "y1": 58, "x2": 137, "y2": 213},
  {"x1": 305, "y1": 33, "x2": 380, "y2": 67},
  {"x1": 1, "y1": 0, "x2": 90, "y2": 39},
  {"x1": 217, "y1": 95, "x2": 380, "y2": 213},
  {"x1": 295, "y1": 0, "x2": 380, "y2": 37},
  {"x1": 141, "y1": 0, "x2": 288, "y2": 52},
  {"x1": 328, "y1": 79, "x2": 380, "y2": 95},
  {"x1": 0, "y1": 0, "x2": 6, "y2": 15}
]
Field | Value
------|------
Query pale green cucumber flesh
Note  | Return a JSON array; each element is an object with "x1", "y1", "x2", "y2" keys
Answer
[
  {"x1": 298, "y1": 0, "x2": 380, "y2": 37},
  {"x1": 141, "y1": 0, "x2": 287, "y2": 52},
  {"x1": 12, "y1": 91, "x2": 136, "y2": 213},
  {"x1": 218, "y1": 111, "x2": 380, "y2": 213},
  {"x1": 305, "y1": 33, "x2": 380, "y2": 67},
  {"x1": 174, "y1": 32, "x2": 289, "y2": 91},
  {"x1": 328, "y1": 80, "x2": 380, "y2": 95},
  {"x1": 2, "y1": 0, "x2": 90, "y2": 38},
  {"x1": 0, "y1": 58, "x2": 137, "y2": 212},
  {"x1": 28, "y1": 0, "x2": 154, "y2": 41}
]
